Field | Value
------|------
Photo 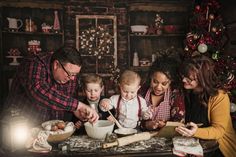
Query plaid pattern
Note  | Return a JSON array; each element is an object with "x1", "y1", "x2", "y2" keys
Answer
[
  {"x1": 145, "y1": 88, "x2": 171, "y2": 121},
  {"x1": 142, "y1": 87, "x2": 185, "y2": 122},
  {"x1": 4, "y1": 53, "x2": 79, "y2": 125}
]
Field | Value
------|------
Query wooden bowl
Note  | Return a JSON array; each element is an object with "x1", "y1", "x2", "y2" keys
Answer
[
  {"x1": 41, "y1": 120, "x2": 76, "y2": 143},
  {"x1": 47, "y1": 128, "x2": 75, "y2": 143}
]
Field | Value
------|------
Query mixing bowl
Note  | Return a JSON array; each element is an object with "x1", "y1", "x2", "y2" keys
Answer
[{"x1": 84, "y1": 120, "x2": 115, "y2": 139}]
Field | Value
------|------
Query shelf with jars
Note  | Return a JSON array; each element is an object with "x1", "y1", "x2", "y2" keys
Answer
[
  {"x1": 0, "y1": 1, "x2": 64, "y2": 104},
  {"x1": 1, "y1": 3, "x2": 64, "y2": 66},
  {"x1": 128, "y1": 1, "x2": 193, "y2": 70}
]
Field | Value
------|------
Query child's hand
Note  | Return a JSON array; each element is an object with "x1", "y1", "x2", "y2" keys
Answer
[
  {"x1": 158, "y1": 120, "x2": 166, "y2": 128},
  {"x1": 145, "y1": 120, "x2": 166, "y2": 130},
  {"x1": 107, "y1": 115, "x2": 115, "y2": 122},
  {"x1": 143, "y1": 110, "x2": 153, "y2": 120},
  {"x1": 144, "y1": 120, "x2": 158, "y2": 130},
  {"x1": 99, "y1": 98, "x2": 111, "y2": 111},
  {"x1": 75, "y1": 120, "x2": 83, "y2": 129}
]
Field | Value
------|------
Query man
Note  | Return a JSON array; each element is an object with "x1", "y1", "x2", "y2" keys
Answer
[{"x1": 3, "y1": 46, "x2": 98, "y2": 126}]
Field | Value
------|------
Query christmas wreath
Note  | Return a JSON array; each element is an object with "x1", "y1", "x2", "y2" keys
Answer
[{"x1": 80, "y1": 25, "x2": 113, "y2": 59}]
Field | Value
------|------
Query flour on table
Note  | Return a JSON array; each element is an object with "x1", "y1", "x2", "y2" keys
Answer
[{"x1": 59, "y1": 135, "x2": 172, "y2": 154}]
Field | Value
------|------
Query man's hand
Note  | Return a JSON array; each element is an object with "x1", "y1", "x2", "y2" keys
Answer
[
  {"x1": 75, "y1": 120, "x2": 83, "y2": 129},
  {"x1": 74, "y1": 102, "x2": 99, "y2": 123}
]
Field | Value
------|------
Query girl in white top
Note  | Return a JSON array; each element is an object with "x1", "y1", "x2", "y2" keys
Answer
[{"x1": 100, "y1": 70, "x2": 151, "y2": 128}]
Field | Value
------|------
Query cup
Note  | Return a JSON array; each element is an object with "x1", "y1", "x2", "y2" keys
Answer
[{"x1": 7, "y1": 17, "x2": 23, "y2": 30}]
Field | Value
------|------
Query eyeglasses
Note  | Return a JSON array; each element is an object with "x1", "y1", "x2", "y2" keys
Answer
[
  {"x1": 182, "y1": 76, "x2": 196, "y2": 83},
  {"x1": 58, "y1": 60, "x2": 77, "y2": 78}
]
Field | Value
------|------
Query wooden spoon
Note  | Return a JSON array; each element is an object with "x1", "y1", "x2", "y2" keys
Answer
[{"x1": 107, "y1": 110, "x2": 123, "y2": 129}]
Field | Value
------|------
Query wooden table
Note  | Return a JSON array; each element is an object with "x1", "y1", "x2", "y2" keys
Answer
[{"x1": 0, "y1": 135, "x2": 219, "y2": 157}]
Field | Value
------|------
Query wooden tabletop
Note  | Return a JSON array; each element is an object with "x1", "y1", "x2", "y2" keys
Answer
[{"x1": 0, "y1": 135, "x2": 219, "y2": 157}]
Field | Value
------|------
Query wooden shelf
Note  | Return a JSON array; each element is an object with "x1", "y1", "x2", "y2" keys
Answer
[
  {"x1": 129, "y1": 1, "x2": 192, "y2": 12},
  {"x1": 2, "y1": 31, "x2": 63, "y2": 36},
  {"x1": 127, "y1": 1, "x2": 191, "y2": 71},
  {"x1": 0, "y1": 1, "x2": 63, "y2": 9},
  {"x1": 130, "y1": 33, "x2": 185, "y2": 37}
]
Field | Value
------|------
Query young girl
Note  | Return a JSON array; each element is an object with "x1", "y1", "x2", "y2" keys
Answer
[
  {"x1": 75, "y1": 74, "x2": 115, "y2": 129},
  {"x1": 99, "y1": 70, "x2": 151, "y2": 129}
]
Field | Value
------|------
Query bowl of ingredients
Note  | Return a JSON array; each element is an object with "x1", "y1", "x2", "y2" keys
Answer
[
  {"x1": 84, "y1": 120, "x2": 115, "y2": 139},
  {"x1": 41, "y1": 120, "x2": 75, "y2": 142}
]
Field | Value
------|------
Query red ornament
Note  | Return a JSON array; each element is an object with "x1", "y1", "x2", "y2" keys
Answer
[{"x1": 195, "y1": 5, "x2": 201, "y2": 11}]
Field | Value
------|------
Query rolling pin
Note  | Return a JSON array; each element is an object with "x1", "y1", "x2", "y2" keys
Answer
[{"x1": 102, "y1": 131, "x2": 158, "y2": 148}]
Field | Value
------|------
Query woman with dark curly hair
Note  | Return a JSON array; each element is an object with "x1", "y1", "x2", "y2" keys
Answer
[
  {"x1": 139, "y1": 56, "x2": 185, "y2": 130},
  {"x1": 175, "y1": 55, "x2": 236, "y2": 157}
]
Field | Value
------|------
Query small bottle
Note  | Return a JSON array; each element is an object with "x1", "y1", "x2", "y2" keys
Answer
[
  {"x1": 152, "y1": 53, "x2": 157, "y2": 63},
  {"x1": 133, "y1": 52, "x2": 139, "y2": 66},
  {"x1": 53, "y1": 10, "x2": 60, "y2": 33}
]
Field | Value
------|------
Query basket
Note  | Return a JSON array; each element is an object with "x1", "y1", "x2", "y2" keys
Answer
[
  {"x1": 47, "y1": 128, "x2": 75, "y2": 142},
  {"x1": 41, "y1": 120, "x2": 76, "y2": 143}
]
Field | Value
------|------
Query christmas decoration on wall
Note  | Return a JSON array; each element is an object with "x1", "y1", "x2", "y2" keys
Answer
[
  {"x1": 110, "y1": 65, "x2": 121, "y2": 84},
  {"x1": 183, "y1": 0, "x2": 226, "y2": 58},
  {"x1": 80, "y1": 25, "x2": 120, "y2": 84},
  {"x1": 80, "y1": 25, "x2": 113, "y2": 59},
  {"x1": 147, "y1": 13, "x2": 163, "y2": 35},
  {"x1": 154, "y1": 14, "x2": 164, "y2": 35}
]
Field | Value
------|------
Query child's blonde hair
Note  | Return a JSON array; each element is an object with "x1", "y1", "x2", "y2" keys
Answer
[
  {"x1": 82, "y1": 74, "x2": 104, "y2": 88},
  {"x1": 119, "y1": 70, "x2": 141, "y2": 86}
]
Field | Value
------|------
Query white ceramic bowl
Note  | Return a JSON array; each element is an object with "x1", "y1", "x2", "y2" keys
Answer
[
  {"x1": 84, "y1": 120, "x2": 115, "y2": 139},
  {"x1": 131, "y1": 25, "x2": 148, "y2": 34},
  {"x1": 114, "y1": 128, "x2": 137, "y2": 137}
]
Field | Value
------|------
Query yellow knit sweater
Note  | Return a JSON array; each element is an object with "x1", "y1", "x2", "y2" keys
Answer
[{"x1": 194, "y1": 90, "x2": 236, "y2": 157}]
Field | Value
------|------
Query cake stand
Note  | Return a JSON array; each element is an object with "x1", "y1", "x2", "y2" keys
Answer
[{"x1": 6, "y1": 56, "x2": 23, "y2": 65}]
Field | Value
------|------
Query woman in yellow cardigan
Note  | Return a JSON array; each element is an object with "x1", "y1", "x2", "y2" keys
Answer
[{"x1": 175, "y1": 55, "x2": 236, "y2": 157}]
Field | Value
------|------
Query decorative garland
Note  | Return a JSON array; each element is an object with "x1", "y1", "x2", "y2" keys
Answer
[
  {"x1": 80, "y1": 25, "x2": 120, "y2": 84},
  {"x1": 80, "y1": 25, "x2": 113, "y2": 59}
]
